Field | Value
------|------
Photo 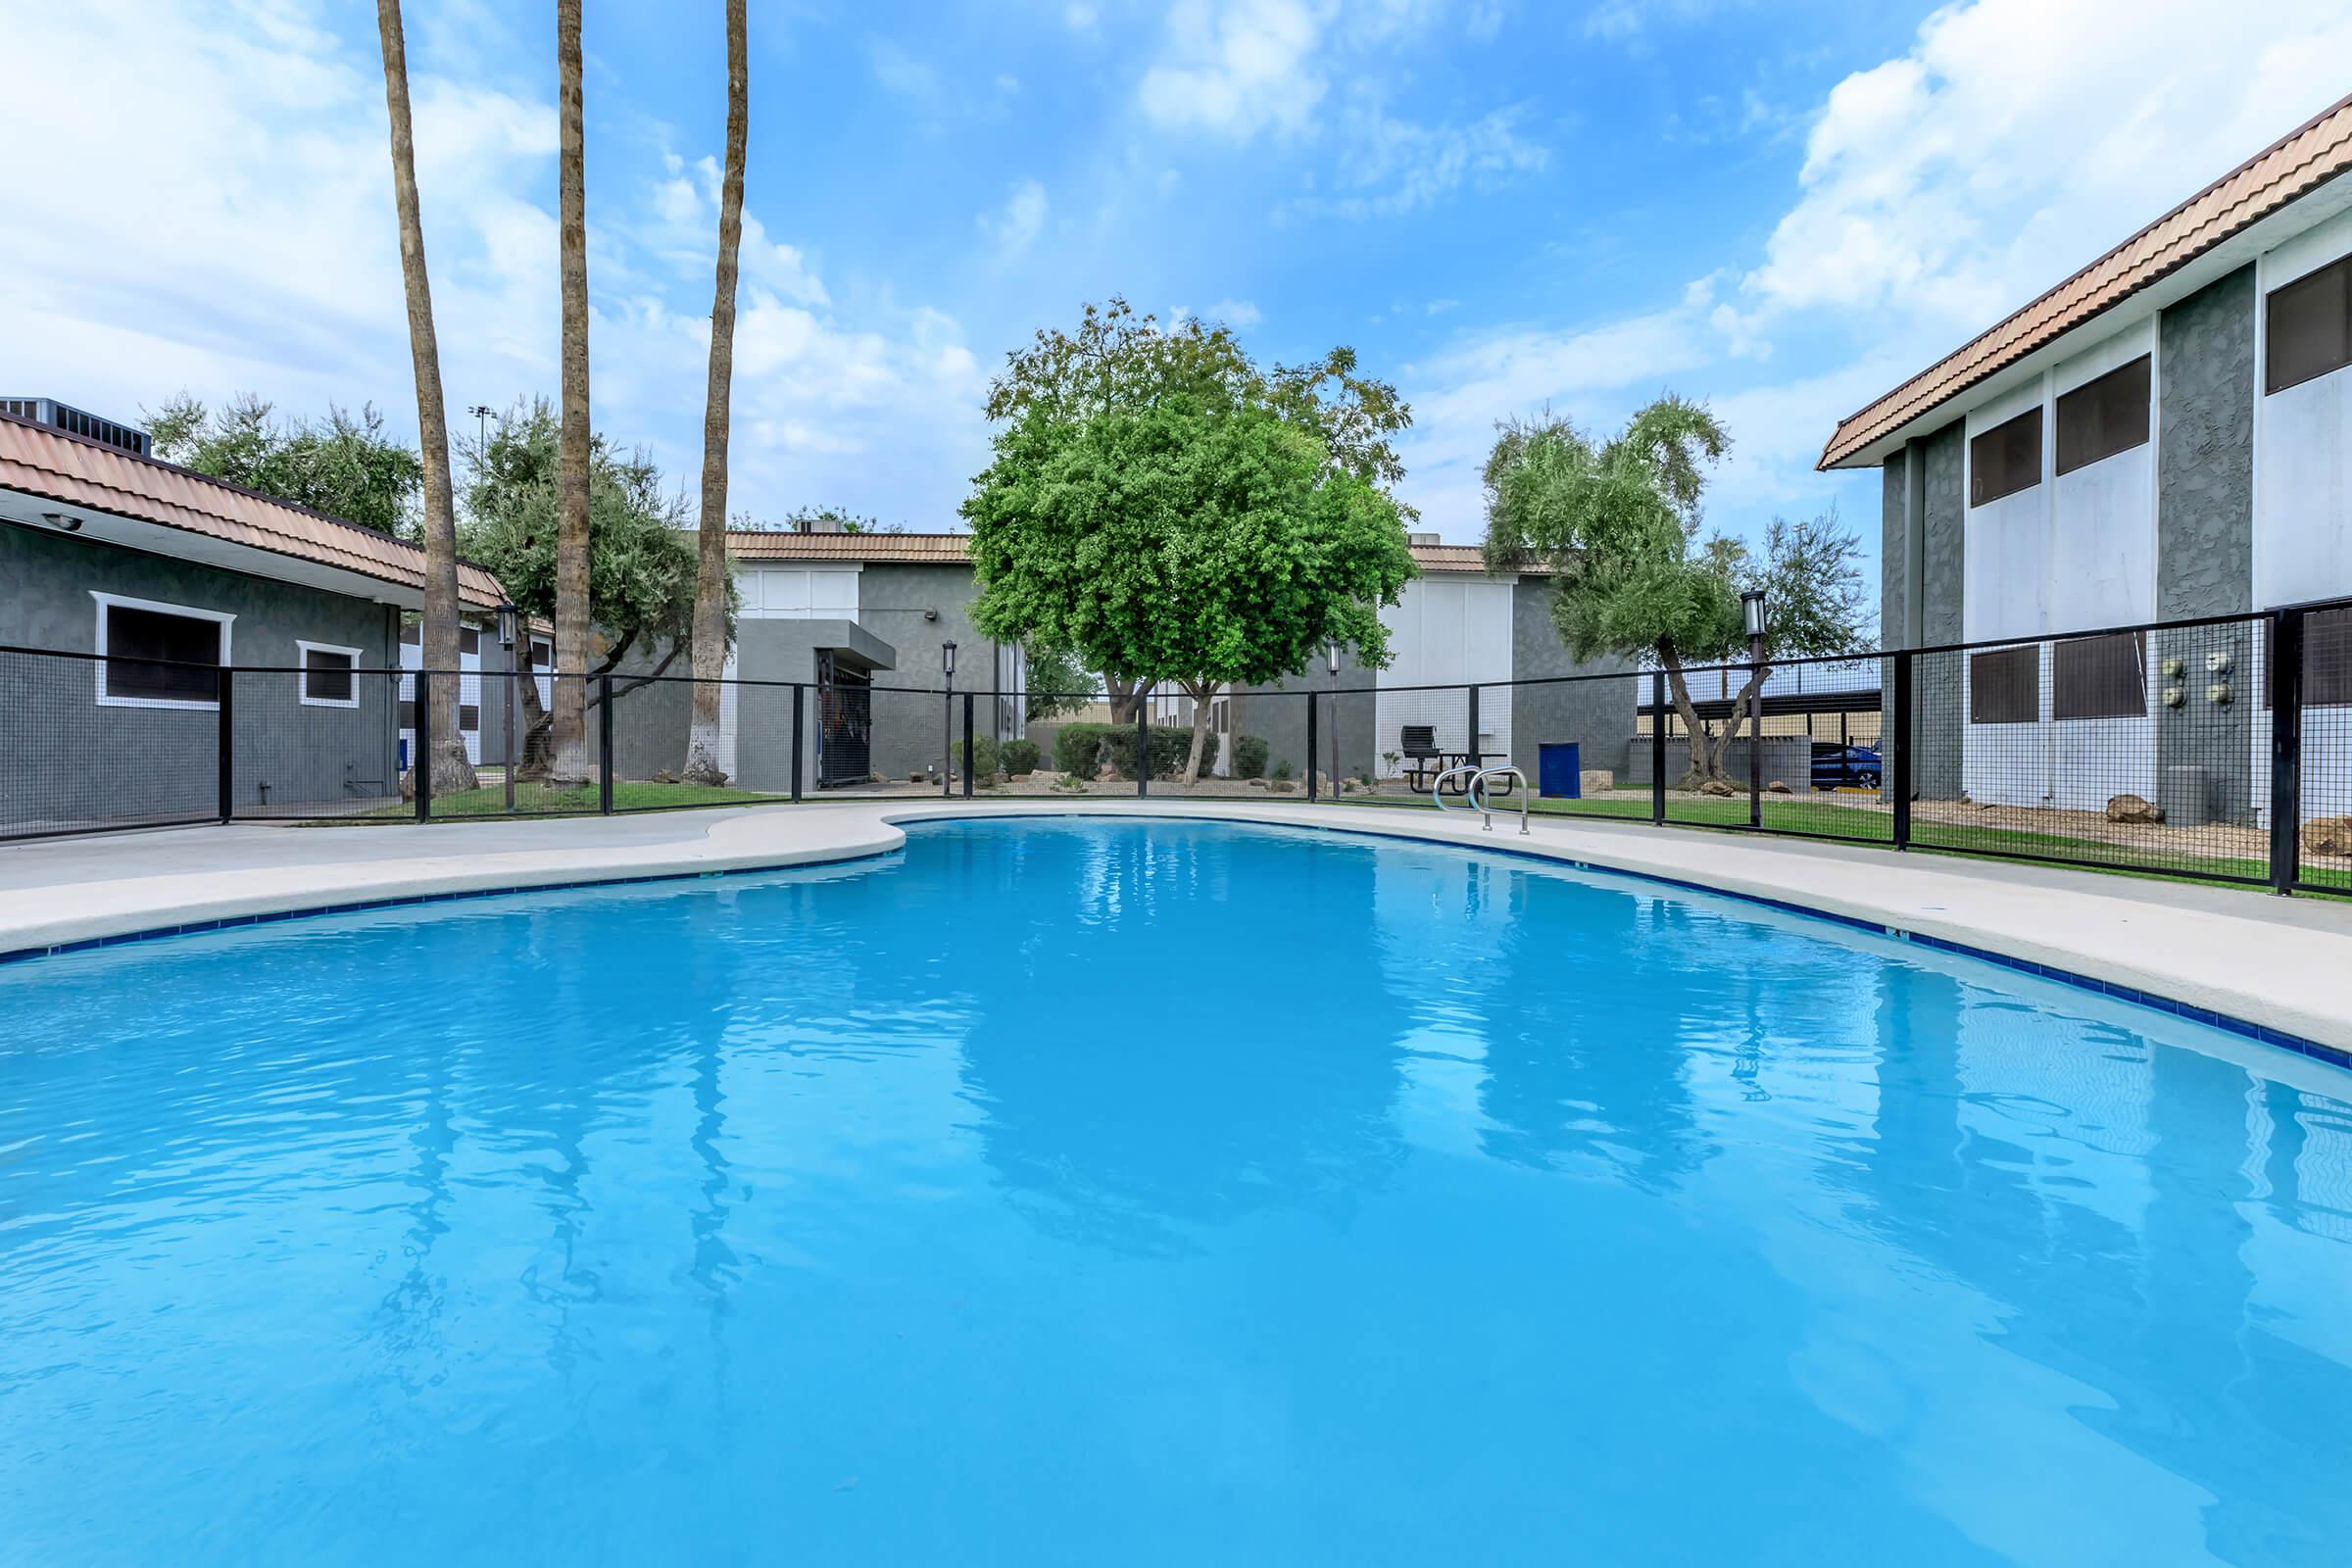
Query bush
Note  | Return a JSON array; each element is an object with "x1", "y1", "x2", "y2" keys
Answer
[
  {"x1": 1051, "y1": 721, "x2": 1219, "y2": 780},
  {"x1": 1000, "y1": 739, "x2": 1040, "y2": 776},
  {"x1": 1271, "y1": 758, "x2": 1294, "y2": 782},
  {"x1": 957, "y1": 733, "x2": 1001, "y2": 779},
  {"x1": 1232, "y1": 734, "x2": 1269, "y2": 779}
]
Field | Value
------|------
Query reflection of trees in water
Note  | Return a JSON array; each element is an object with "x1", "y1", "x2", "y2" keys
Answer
[
  {"x1": 1834, "y1": 963, "x2": 2352, "y2": 1556},
  {"x1": 1470, "y1": 887, "x2": 1723, "y2": 1194},
  {"x1": 954, "y1": 824, "x2": 1414, "y2": 1256}
]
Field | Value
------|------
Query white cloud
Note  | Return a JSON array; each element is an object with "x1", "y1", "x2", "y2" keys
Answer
[
  {"x1": 0, "y1": 0, "x2": 981, "y2": 528},
  {"x1": 1138, "y1": 0, "x2": 1331, "y2": 140},
  {"x1": 1201, "y1": 298, "x2": 1264, "y2": 326},
  {"x1": 978, "y1": 178, "x2": 1051, "y2": 258},
  {"x1": 867, "y1": 38, "x2": 940, "y2": 104},
  {"x1": 1295, "y1": 94, "x2": 1549, "y2": 220}
]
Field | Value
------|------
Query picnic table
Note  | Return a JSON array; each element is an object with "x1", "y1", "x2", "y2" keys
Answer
[{"x1": 1398, "y1": 725, "x2": 1497, "y2": 794}]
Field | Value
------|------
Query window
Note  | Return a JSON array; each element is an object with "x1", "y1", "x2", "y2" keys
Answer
[
  {"x1": 1969, "y1": 645, "x2": 2039, "y2": 723},
  {"x1": 91, "y1": 593, "x2": 233, "y2": 709},
  {"x1": 297, "y1": 640, "x2": 361, "y2": 708},
  {"x1": 399, "y1": 619, "x2": 420, "y2": 647},
  {"x1": 2269, "y1": 606, "x2": 2352, "y2": 708},
  {"x1": 528, "y1": 637, "x2": 553, "y2": 671},
  {"x1": 459, "y1": 704, "x2": 480, "y2": 733},
  {"x1": 2266, "y1": 253, "x2": 2352, "y2": 395},
  {"x1": 1969, "y1": 409, "x2": 2042, "y2": 506},
  {"x1": 2055, "y1": 356, "x2": 2151, "y2": 475},
  {"x1": 399, "y1": 699, "x2": 417, "y2": 731},
  {"x1": 459, "y1": 626, "x2": 481, "y2": 657},
  {"x1": 2052, "y1": 632, "x2": 2145, "y2": 719}
]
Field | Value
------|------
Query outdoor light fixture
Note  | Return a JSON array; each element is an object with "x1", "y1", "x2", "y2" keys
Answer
[
  {"x1": 1326, "y1": 639, "x2": 1341, "y2": 676},
  {"x1": 495, "y1": 600, "x2": 518, "y2": 651},
  {"x1": 1741, "y1": 588, "x2": 1767, "y2": 640},
  {"x1": 942, "y1": 639, "x2": 956, "y2": 678},
  {"x1": 41, "y1": 511, "x2": 81, "y2": 533}
]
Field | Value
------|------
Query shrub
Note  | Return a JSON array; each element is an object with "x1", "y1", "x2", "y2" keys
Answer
[
  {"x1": 957, "y1": 733, "x2": 1001, "y2": 779},
  {"x1": 1231, "y1": 734, "x2": 1269, "y2": 779},
  {"x1": 1051, "y1": 721, "x2": 1218, "y2": 779},
  {"x1": 1000, "y1": 739, "x2": 1040, "y2": 775},
  {"x1": 1271, "y1": 758, "x2": 1294, "y2": 782}
]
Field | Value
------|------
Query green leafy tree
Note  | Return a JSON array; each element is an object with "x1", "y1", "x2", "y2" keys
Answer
[
  {"x1": 146, "y1": 393, "x2": 424, "y2": 536},
  {"x1": 1021, "y1": 644, "x2": 1095, "y2": 721},
  {"x1": 1483, "y1": 401, "x2": 1867, "y2": 787},
  {"x1": 459, "y1": 400, "x2": 725, "y2": 777},
  {"x1": 967, "y1": 298, "x2": 1415, "y2": 772}
]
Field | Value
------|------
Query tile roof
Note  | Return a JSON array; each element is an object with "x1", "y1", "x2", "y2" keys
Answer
[
  {"x1": 727, "y1": 529, "x2": 1516, "y2": 574},
  {"x1": 0, "y1": 411, "x2": 508, "y2": 610},
  {"x1": 1819, "y1": 93, "x2": 2352, "y2": 471}
]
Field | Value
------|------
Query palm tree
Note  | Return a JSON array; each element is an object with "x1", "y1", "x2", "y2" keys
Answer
[
  {"x1": 374, "y1": 0, "x2": 477, "y2": 795},
  {"x1": 682, "y1": 0, "x2": 750, "y2": 786},
  {"x1": 548, "y1": 0, "x2": 595, "y2": 788}
]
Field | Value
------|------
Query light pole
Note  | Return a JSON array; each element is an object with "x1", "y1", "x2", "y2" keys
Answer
[
  {"x1": 1741, "y1": 588, "x2": 1767, "y2": 827},
  {"x1": 496, "y1": 600, "x2": 519, "y2": 813},
  {"x1": 466, "y1": 405, "x2": 495, "y2": 466},
  {"x1": 1325, "y1": 639, "x2": 1341, "y2": 794},
  {"x1": 941, "y1": 640, "x2": 956, "y2": 798}
]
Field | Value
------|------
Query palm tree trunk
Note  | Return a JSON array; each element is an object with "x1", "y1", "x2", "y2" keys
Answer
[
  {"x1": 548, "y1": 0, "x2": 595, "y2": 789},
  {"x1": 682, "y1": 0, "x2": 749, "y2": 787},
  {"x1": 375, "y1": 0, "x2": 477, "y2": 795}
]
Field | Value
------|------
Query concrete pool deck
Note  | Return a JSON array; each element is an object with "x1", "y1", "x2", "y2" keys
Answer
[{"x1": 4, "y1": 800, "x2": 2350, "y2": 1058}]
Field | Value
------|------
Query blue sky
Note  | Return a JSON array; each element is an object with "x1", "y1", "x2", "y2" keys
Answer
[{"x1": 9, "y1": 0, "x2": 2352, "y2": 605}]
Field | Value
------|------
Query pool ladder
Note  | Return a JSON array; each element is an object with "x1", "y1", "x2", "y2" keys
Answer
[{"x1": 1431, "y1": 764, "x2": 1530, "y2": 835}]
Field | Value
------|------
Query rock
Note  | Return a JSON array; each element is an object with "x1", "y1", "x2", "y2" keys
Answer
[
  {"x1": 1269, "y1": 779, "x2": 1298, "y2": 794},
  {"x1": 2302, "y1": 814, "x2": 2352, "y2": 858},
  {"x1": 1694, "y1": 777, "x2": 1738, "y2": 798},
  {"x1": 652, "y1": 767, "x2": 678, "y2": 784},
  {"x1": 1248, "y1": 777, "x2": 1268, "y2": 788},
  {"x1": 1096, "y1": 763, "x2": 1119, "y2": 782},
  {"x1": 2106, "y1": 793, "x2": 2164, "y2": 824},
  {"x1": 1580, "y1": 769, "x2": 1614, "y2": 796},
  {"x1": 1766, "y1": 780, "x2": 1793, "y2": 795},
  {"x1": 398, "y1": 767, "x2": 416, "y2": 803},
  {"x1": 908, "y1": 771, "x2": 925, "y2": 784}
]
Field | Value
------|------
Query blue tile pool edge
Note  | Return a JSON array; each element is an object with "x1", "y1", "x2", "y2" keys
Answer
[{"x1": 2, "y1": 808, "x2": 2344, "y2": 1074}]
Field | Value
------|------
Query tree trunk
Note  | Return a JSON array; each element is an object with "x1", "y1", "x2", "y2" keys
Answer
[
  {"x1": 1105, "y1": 672, "x2": 1140, "y2": 724},
  {"x1": 1180, "y1": 679, "x2": 1215, "y2": 786},
  {"x1": 1657, "y1": 638, "x2": 1766, "y2": 788},
  {"x1": 375, "y1": 0, "x2": 477, "y2": 797},
  {"x1": 548, "y1": 0, "x2": 595, "y2": 790},
  {"x1": 681, "y1": 0, "x2": 747, "y2": 788}
]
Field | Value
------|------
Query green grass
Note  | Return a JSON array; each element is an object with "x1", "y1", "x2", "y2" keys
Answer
[{"x1": 329, "y1": 780, "x2": 786, "y2": 822}]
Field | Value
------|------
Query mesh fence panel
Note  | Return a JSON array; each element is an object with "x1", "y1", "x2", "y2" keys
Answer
[
  {"x1": 229, "y1": 667, "x2": 402, "y2": 820},
  {"x1": 2299, "y1": 606, "x2": 2352, "y2": 892},
  {"x1": 1, "y1": 647, "x2": 221, "y2": 839}
]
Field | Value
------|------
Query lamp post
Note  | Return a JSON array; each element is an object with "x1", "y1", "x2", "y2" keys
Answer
[
  {"x1": 1325, "y1": 639, "x2": 1342, "y2": 796},
  {"x1": 496, "y1": 600, "x2": 519, "y2": 813},
  {"x1": 467, "y1": 405, "x2": 495, "y2": 465},
  {"x1": 1741, "y1": 587, "x2": 1767, "y2": 827},
  {"x1": 941, "y1": 640, "x2": 957, "y2": 798}
]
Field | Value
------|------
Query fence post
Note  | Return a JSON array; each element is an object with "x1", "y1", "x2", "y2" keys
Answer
[
  {"x1": 415, "y1": 669, "x2": 432, "y2": 823},
  {"x1": 216, "y1": 665, "x2": 234, "y2": 824},
  {"x1": 1134, "y1": 686, "x2": 1150, "y2": 798},
  {"x1": 790, "y1": 683, "x2": 805, "y2": 803},
  {"x1": 1650, "y1": 670, "x2": 1666, "y2": 826},
  {"x1": 1890, "y1": 652, "x2": 1913, "y2": 852},
  {"x1": 1748, "y1": 654, "x2": 1764, "y2": 830},
  {"x1": 962, "y1": 693, "x2": 975, "y2": 801},
  {"x1": 1306, "y1": 691, "x2": 1319, "y2": 802},
  {"x1": 2269, "y1": 608, "x2": 2304, "y2": 895},
  {"x1": 597, "y1": 672, "x2": 614, "y2": 815},
  {"x1": 1467, "y1": 684, "x2": 1482, "y2": 766}
]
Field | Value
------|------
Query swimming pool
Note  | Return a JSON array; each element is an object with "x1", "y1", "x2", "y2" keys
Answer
[{"x1": 2, "y1": 816, "x2": 2348, "y2": 1564}]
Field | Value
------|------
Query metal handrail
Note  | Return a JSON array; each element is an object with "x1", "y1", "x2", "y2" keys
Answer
[
  {"x1": 1430, "y1": 763, "x2": 1481, "y2": 812},
  {"x1": 1470, "y1": 765, "x2": 1530, "y2": 835}
]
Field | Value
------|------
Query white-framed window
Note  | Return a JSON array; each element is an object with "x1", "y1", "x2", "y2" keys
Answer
[
  {"x1": 90, "y1": 591, "x2": 234, "y2": 710},
  {"x1": 296, "y1": 640, "x2": 363, "y2": 709}
]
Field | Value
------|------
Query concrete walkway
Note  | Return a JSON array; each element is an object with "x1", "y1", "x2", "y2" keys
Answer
[{"x1": 4, "y1": 801, "x2": 2350, "y2": 1054}]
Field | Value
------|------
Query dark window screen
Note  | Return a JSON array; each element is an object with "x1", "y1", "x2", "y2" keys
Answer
[
  {"x1": 399, "y1": 700, "x2": 417, "y2": 731},
  {"x1": 2267, "y1": 255, "x2": 2352, "y2": 395},
  {"x1": 2055, "y1": 356, "x2": 2150, "y2": 475},
  {"x1": 2052, "y1": 632, "x2": 2145, "y2": 719},
  {"x1": 459, "y1": 704, "x2": 480, "y2": 733},
  {"x1": 2304, "y1": 606, "x2": 2352, "y2": 708},
  {"x1": 1970, "y1": 409, "x2": 2042, "y2": 506},
  {"x1": 105, "y1": 606, "x2": 221, "y2": 702},
  {"x1": 304, "y1": 648, "x2": 356, "y2": 703},
  {"x1": 399, "y1": 619, "x2": 420, "y2": 647},
  {"x1": 460, "y1": 627, "x2": 481, "y2": 656},
  {"x1": 1970, "y1": 645, "x2": 2039, "y2": 723}
]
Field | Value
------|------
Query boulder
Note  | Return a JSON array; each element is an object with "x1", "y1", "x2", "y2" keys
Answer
[
  {"x1": 1580, "y1": 768, "x2": 1614, "y2": 796},
  {"x1": 1694, "y1": 777, "x2": 1738, "y2": 798},
  {"x1": 1269, "y1": 779, "x2": 1298, "y2": 794},
  {"x1": 1765, "y1": 780, "x2": 1793, "y2": 795},
  {"x1": 2105, "y1": 793, "x2": 2164, "y2": 824},
  {"x1": 2302, "y1": 814, "x2": 2352, "y2": 858},
  {"x1": 1248, "y1": 777, "x2": 1268, "y2": 789}
]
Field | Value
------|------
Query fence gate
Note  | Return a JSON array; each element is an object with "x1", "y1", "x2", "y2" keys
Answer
[{"x1": 816, "y1": 653, "x2": 870, "y2": 789}]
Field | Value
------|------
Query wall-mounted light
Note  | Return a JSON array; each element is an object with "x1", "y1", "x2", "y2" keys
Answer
[
  {"x1": 495, "y1": 600, "x2": 518, "y2": 652},
  {"x1": 1325, "y1": 639, "x2": 1341, "y2": 677},
  {"x1": 41, "y1": 511, "x2": 81, "y2": 533},
  {"x1": 923, "y1": 607, "x2": 939, "y2": 622},
  {"x1": 942, "y1": 639, "x2": 956, "y2": 678}
]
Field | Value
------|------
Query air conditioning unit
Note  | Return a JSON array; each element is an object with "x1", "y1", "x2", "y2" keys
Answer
[{"x1": 0, "y1": 396, "x2": 152, "y2": 457}]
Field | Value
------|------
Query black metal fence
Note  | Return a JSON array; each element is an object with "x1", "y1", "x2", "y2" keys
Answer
[{"x1": 3, "y1": 596, "x2": 2348, "y2": 895}]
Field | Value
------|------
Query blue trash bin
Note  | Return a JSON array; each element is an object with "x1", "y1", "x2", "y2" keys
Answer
[{"x1": 1538, "y1": 742, "x2": 1582, "y2": 799}]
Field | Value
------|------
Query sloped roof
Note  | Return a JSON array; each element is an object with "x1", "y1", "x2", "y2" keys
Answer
[
  {"x1": 1819, "y1": 93, "x2": 2352, "y2": 470},
  {"x1": 0, "y1": 410, "x2": 507, "y2": 610},
  {"x1": 726, "y1": 529, "x2": 1515, "y2": 574}
]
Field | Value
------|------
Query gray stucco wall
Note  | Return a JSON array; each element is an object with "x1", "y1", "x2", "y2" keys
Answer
[
  {"x1": 841, "y1": 563, "x2": 1010, "y2": 785},
  {"x1": 1241, "y1": 659, "x2": 1375, "y2": 785},
  {"x1": 1511, "y1": 577, "x2": 1636, "y2": 775},
  {"x1": 1880, "y1": 451, "x2": 1910, "y2": 647},
  {"x1": 1912, "y1": 422, "x2": 1967, "y2": 800},
  {"x1": 2, "y1": 521, "x2": 401, "y2": 830},
  {"x1": 2153, "y1": 264, "x2": 2261, "y2": 821}
]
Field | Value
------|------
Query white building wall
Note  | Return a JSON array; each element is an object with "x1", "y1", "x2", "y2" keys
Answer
[
  {"x1": 1373, "y1": 575, "x2": 1514, "y2": 777},
  {"x1": 737, "y1": 566, "x2": 860, "y2": 620},
  {"x1": 1959, "y1": 322, "x2": 2159, "y2": 808}
]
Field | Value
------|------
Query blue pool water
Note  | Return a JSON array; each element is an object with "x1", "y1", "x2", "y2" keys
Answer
[{"x1": 3, "y1": 818, "x2": 2350, "y2": 1565}]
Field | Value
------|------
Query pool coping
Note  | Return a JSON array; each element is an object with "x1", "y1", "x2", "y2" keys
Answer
[{"x1": 3, "y1": 800, "x2": 2348, "y2": 1072}]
